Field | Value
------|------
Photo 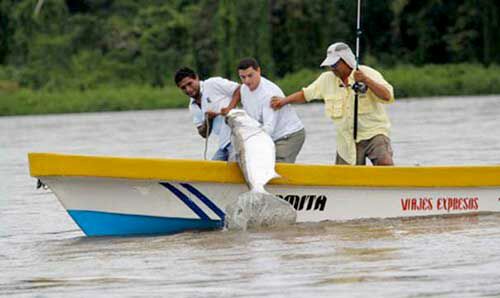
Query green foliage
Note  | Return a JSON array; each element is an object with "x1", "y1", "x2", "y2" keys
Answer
[
  {"x1": 0, "y1": 0, "x2": 499, "y2": 108},
  {"x1": 0, "y1": 85, "x2": 185, "y2": 115},
  {"x1": 2, "y1": 64, "x2": 500, "y2": 116},
  {"x1": 186, "y1": 0, "x2": 218, "y2": 78},
  {"x1": 383, "y1": 63, "x2": 500, "y2": 98},
  {"x1": 276, "y1": 69, "x2": 319, "y2": 96},
  {"x1": 271, "y1": 0, "x2": 351, "y2": 76},
  {"x1": 137, "y1": 5, "x2": 193, "y2": 87},
  {"x1": 214, "y1": 0, "x2": 237, "y2": 79},
  {"x1": 277, "y1": 64, "x2": 500, "y2": 99},
  {"x1": 0, "y1": 0, "x2": 13, "y2": 64}
]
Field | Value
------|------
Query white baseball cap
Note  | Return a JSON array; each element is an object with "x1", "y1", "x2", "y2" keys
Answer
[{"x1": 320, "y1": 42, "x2": 356, "y2": 69}]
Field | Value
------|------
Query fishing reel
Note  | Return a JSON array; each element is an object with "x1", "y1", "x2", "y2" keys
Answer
[{"x1": 352, "y1": 81, "x2": 367, "y2": 94}]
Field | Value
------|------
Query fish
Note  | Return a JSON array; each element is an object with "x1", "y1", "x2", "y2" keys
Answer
[
  {"x1": 225, "y1": 109, "x2": 279, "y2": 193},
  {"x1": 224, "y1": 109, "x2": 296, "y2": 230}
]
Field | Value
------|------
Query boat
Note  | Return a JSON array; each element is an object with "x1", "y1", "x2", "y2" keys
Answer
[{"x1": 28, "y1": 152, "x2": 500, "y2": 236}]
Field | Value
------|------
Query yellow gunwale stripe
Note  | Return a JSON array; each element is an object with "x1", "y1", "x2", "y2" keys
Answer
[{"x1": 28, "y1": 152, "x2": 500, "y2": 187}]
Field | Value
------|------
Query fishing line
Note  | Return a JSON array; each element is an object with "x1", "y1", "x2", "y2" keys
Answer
[
  {"x1": 202, "y1": 97, "x2": 225, "y2": 160},
  {"x1": 204, "y1": 116, "x2": 209, "y2": 160}
]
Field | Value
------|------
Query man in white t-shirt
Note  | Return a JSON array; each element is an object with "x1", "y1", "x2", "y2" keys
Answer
[
  {"x1": 221, "y1": 58, "x2": 305, "y2": 163},
  {"x1": 175, "y1": 67, "x2": 240, "y2": 161}
]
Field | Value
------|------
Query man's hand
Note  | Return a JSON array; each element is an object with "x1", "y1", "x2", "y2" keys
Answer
[
  {"x1": 354, "y1": 69, "x2": 392, "y2": 101},
  {"x1": 220, "y1": 107, "x2": 231, "y2": 116},
  {"x1": 205, "y1": 110, "x2": 219, "y2": 120},
  {"x1": 270, "y1": 96, "x2": 285, "y2": 110},
  {"x1": 353, "y1": 69, "x2": 370, "y2": 84}
]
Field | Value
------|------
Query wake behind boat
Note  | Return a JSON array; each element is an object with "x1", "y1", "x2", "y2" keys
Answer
[{"x1": 28, "y1": 152, "x2": 500, "y2": 236}]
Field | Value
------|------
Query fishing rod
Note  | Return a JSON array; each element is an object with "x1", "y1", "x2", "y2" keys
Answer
[{"x1": 352, "y1": 0, "x2": 367, "y2": 141}]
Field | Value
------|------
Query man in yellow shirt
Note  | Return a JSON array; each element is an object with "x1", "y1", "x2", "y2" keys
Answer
[{"x1": 271, "y1": 42, "x2": 395, "y2": 166}]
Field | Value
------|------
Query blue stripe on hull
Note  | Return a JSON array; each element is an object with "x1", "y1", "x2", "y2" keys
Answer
[
  {"x1": 180, "y1": 183, "x2": 226, "y2": 220},
  {"x1": 159, "y1": 182, "x2": 210, "y2": 220},
  {"x1": 67, "y1": 210, "x2": 223, "y2": 236}
]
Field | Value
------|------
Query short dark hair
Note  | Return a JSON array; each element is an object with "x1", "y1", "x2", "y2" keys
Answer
[
  {"x1": 174, "y1": 67, "x2": 197, "y2": 85},
  {"x1": 237, "y1": 58, "x2": 260, "y2": 71}
]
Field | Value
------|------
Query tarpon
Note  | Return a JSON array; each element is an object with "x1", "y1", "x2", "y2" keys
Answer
[
  {"x1": 225, "y1": 109, "x2": 279, "y2": 193},
  {"x1": 224, "y1": 109, "x2": 296, "y2": 230}
]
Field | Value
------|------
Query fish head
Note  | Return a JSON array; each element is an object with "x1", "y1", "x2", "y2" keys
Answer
[{"x1": 225, "y1": 109, "x2": 259, "y2": 130}]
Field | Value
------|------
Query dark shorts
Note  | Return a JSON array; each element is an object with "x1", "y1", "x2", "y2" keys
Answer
[{"x1": 336, "y1": 134, "x2": 394, "y2": 165}]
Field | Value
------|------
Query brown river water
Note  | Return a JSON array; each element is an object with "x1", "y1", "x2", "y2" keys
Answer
[{"x1": 1, "y1": 95, "x2": 500, "y2": 297}]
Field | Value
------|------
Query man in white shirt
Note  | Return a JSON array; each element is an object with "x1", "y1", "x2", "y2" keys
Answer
[
  {"x1": 174, "y1": 67, "x2": 240, "y2": 161},
  {"x1": 221, "y1": 58, "x2": 305, "y2": 163}
]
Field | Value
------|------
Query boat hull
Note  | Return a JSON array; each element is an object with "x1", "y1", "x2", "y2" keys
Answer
[
  {"x1": 29, "y1": 153, "x2": 500, "y2": 236},
  {"x1": 40, "y1": 176, "x2": 500, "y2": 236}
]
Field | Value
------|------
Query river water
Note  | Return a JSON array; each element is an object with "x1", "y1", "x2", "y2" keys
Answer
[{"x1": 1, "y1": 95, "x2": 500, "y2": 297}]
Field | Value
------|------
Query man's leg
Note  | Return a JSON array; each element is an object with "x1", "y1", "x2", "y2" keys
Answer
[
  {"x1": 211, "y1": 144, "x2": 231, "y2": 161},
  {"x1": 335, "y1": 142, "x2": 367, "y2": 165},
  {"x1": 364, "y1": 134, "x2": 394, "y2": 166},
  {"x1": 335, "y1": 151, "x2": 367, "y2": 165},
  {"x1": 275, "y1": 129, "x2": 306, "y2": 163},
  {"x1": 355, "y1": 141, "x2": 367, "y2": 165},
  {"x1": 335, "y1": 154, "x2": 349, "y2": 165}
]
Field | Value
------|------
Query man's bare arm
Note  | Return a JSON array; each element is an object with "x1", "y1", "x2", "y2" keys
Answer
[
  {"x1": 353, "y1": 70, "x2": 392, "y2": 101},
  {"x1": 220, "y1": 86, "x2": 241, "y2": 115},
  {"x1": 197, "y1": 111, "x2": 219, "y2": 138},
  {"x1": 197, "y1": 122, "x2": 210, "y2": 138},
  {"x1": 270, "y1": 90, "x2": 307, "y2": 110}
]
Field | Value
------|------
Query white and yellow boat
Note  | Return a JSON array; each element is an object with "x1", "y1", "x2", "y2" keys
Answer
[{"x1": 28, "y1": 152, "x2": 500, "y2": 236}]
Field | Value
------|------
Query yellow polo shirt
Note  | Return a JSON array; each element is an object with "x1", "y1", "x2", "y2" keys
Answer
[{"x1": 302, "y1": 65, "x2": 394, "y2": 165}]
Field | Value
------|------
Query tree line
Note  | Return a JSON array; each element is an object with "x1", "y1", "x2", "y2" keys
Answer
[{"x1": 0, "y1": 0, "x2": 498, "y2": 90}]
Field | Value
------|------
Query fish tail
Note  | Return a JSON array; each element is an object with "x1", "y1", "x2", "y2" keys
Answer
[{"x1": 250, "y1": 185, "x2": 268, "y2": 194}]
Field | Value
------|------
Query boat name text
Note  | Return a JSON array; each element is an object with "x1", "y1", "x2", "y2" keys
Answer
[
  {"x1": 276, "y1": 194, "x2": 327, "y2": 211},
  {"x1": 400, "y1": 196, "x2": 479, "y2": 212}
]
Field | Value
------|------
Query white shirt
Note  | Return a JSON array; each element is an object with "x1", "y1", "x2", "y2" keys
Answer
[
  {"x1": 240, "y1": 77, "x2": 304, "y2": 141},
  {"x1": 188, "y1": 77, "x2": 239, "y2": 149}
]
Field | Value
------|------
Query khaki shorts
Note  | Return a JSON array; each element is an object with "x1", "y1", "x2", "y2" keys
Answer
[
  {"x1": 336, "y1": 134, "x2": 394, "y2": 165},
  {"x1": 275, "y1": 128, "x2": 306, "y2": 163}
]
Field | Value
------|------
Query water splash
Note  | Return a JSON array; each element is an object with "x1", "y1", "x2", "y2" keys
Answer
[{"x1": 225, "y1": 191, "x2": 297, "y2": 230}]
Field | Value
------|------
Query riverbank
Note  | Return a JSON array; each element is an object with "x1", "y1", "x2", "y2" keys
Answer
[{"x1": 1, "y1": 63, "x2": 499, "y2": 116}]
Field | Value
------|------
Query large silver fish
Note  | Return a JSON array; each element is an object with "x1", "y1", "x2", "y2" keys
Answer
[
  {"x1": 225, "y1": 109, "x2": 296, "y2": 230},
  {"x1": 225, "y1": 109, "x2": 278, "y2": 193}
]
